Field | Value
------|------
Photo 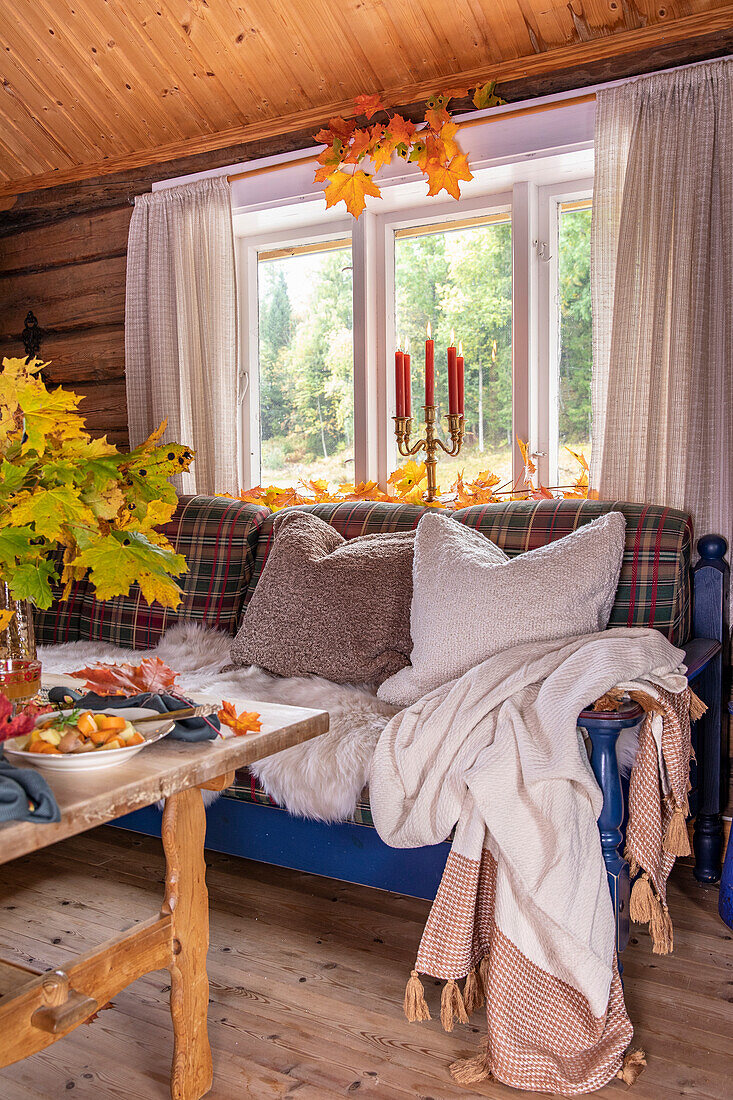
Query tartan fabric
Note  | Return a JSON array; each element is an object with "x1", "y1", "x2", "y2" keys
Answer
[
  {"x1": 35, "y1": 496, "x2": 270, "y2": 650},
  {"x1": 454, "y1": 499, "x2": 693, "y2": 645},
  {"x1": 224, "y1": 768, "x2": 376, "y2": 827},
  {"x1": 243, "y1": 500, "x2": 432, "y2": 606},
  {"x1": 34, "y1": 549, "x2": 85, "y2": 646}
]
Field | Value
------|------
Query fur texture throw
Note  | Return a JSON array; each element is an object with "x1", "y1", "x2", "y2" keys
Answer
[
  {"x1": 40, "y1": 623, "x2": 397, "y2": 822},
  {"x1": 230, "y1": 511, "x2": 416, "y2": 685}
]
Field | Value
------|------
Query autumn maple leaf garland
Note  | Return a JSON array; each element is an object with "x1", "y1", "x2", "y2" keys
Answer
[{"x1": 314, "y1": 83, "x2": 506, "y2": 218}]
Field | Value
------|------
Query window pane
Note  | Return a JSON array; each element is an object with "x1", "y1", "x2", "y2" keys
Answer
[
  {"x1": 257, "y1": 243, "x2": 353, "y2": 485},
  {"x1": 556, "y1": 203, "x2": 592, "y2": 486},
  {"x1": 393, "y1": 216, "x2": 513, "y2": 490}
]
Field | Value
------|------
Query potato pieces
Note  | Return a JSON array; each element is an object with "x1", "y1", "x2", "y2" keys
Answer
[{"x1": 21, "y1": 711, "x2": 144, "y2": 756}]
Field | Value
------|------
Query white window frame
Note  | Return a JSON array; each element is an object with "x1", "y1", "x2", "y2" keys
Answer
[
  {"x1": 236, "y1": 170, "x2": 594, "y2": 492},
  {"x1": 237, "y1": 221, "x2": 352, "y2": 488},
  {"x1": 537, "y1": 180, "x2": 594, "y2": 485}
]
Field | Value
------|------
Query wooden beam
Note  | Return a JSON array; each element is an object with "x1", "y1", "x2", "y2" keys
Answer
[{"x1": 0, "y1": 8, "x2": 732, "y2": 202}]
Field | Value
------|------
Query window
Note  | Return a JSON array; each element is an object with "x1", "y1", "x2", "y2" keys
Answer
[
  {"x1": 556, "y1": 200, "x2": 592, "y2": 487},
  {"x1": 256, "y1": 239, "x2": 354, "y2": 485},
  {"x1": 393, "y1": 214, "x2": 513, "y2": 486},
  {"x1": 233, "y1": 127, "x2": 595, "y2": 492}
]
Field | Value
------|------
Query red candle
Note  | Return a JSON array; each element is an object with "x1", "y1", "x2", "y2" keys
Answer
[
  {"x1": 395, "y1": 347, "x2": 405, "y2": 416},
  {"x1": 425, "y1": 321, "x2": 435, "y2": 407},
  {"x1": 457, "y1": 341, "x2": 464, "y2": 415},
  {"x1": 447, "y1": 329, "x2": 458, "y2": 415},
  {"x1": 404, "y1": 339, "x2": 412, "y2": 418}
]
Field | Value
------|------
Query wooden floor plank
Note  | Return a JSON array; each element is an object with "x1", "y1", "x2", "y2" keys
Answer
[{"x1": 0, "y1": 826, "x2": 730, "y2": 1099}]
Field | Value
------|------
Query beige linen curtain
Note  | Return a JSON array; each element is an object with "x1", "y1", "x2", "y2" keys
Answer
[
  {"x1": 125, "y1": 176, "x2": 238, "y2": 495},
  {"x1": 590, "y1": 59, "x2": 732, "y2": 545}
]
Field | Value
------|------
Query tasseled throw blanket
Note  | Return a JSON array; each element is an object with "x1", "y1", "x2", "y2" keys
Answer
[{"x1": 370, "y1": 627, "x2": 697, "y2": 1095}]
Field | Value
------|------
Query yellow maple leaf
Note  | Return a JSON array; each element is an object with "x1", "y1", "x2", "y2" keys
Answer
[
  {"x1": 439, "y1": 122, "x2": 461, "y2": 159},
  {"x1": 388, "y1": 459, "x2": 427, "y2": 495},
  {"x1": 0, "y1": 608, "x2": 15, "y2": 630},
  {"x1": 324, "y1": 169, "x2": 381, "y2": 218},
  {"x1": 340, "y1": 480, "x2": 391, "y2": 502},
  {"x1": 425, "y1": 153, "x2": 473, "y2": 201}
]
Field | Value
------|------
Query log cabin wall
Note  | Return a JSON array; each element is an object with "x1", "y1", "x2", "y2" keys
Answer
[{"x1": 0, "y1": 203, "x2": 132, "y2": 448}]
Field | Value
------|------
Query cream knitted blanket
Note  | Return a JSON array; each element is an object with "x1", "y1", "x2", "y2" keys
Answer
[{"x1": 370, "y1": 627, "x2": 693, "y2": 1095}]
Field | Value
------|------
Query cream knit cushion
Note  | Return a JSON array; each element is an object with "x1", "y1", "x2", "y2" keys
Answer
[{"x1": 377, "y1": 510, "x2": 627, "y2": 707}]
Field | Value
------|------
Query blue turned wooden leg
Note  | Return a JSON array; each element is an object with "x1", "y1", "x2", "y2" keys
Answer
[
  {"x1": 580, "y1": 703, "x2": 643, "y2": 964},
  {"x1": 691, "y1": 535, "x2": 729, "y2": 884}
]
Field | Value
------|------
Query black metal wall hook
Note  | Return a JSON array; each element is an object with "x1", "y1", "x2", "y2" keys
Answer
[{"x1": 21, "y1": 310, "x2": 43, "y2": 361}]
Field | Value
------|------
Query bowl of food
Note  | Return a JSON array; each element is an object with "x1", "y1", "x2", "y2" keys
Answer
[{"x1": 3, "y1": 707, "x2": 174, "y2": 771}]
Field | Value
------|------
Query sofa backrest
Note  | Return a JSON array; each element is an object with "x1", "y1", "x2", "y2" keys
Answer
[
  {"x1": 244, "y1": 498, "x2": 693, "y2": 646},
  {"x1": 36, "y1": 494, "x2": 694, "y2": 651},
  {"x1": 35, "y1": 495, "x2": 270, "y2": 650}
]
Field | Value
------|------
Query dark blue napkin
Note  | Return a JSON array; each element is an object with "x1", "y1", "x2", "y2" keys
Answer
[
  {"x1": 0, "y1": 758, "x2": 61, "y2": 823},
  {"x1": 46, "y1": 687, "x2": 220, "y2": 742}
]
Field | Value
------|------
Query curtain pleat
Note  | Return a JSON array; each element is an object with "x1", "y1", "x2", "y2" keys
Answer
[
  {"x1": 590, "y1": 60, "x2": 732, "y2": 548},
  {"x1": 125, "y1": 176, "x2": 238, "y2": 495}
]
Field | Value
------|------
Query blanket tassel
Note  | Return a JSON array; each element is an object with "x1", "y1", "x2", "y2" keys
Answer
[
  {"x1": 629, "y1": 872, "x2": 655, "y2": 924},
  {"x1": 689, "y1": 689, "x2": 707, "y2": 722},
  {"x1": 462, "y1": 967, "x2": 484, "y2": 1015},
  {"x1": 663, "y1": 806, "x2": 691, "y2": 857},
  {"x1": 441, "y1": 978, "x2": 469, "y2": 1032},
  {"x1": 616, "y1": 1048, "x2": 647, "y2": 1086},
  {"x1": 650, "y1": 901, "x2": 674, "y2": 955},
  {"x1": 449, "y1": 1038, "x2": 491, "y2": 1085},
  {"x1": 404, "y1": 969, "x2": 431, "y2": 1023}
]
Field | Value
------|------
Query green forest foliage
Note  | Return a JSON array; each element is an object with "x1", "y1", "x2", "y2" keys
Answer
[
  {"x1": 257, "y1": 208, "x2": 591, "y2": 478},
  {"x1": 259, "y1": 251, "x2": 354, "y2": 474}
]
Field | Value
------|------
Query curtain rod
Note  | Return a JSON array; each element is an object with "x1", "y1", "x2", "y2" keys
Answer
[{"x1": 225, "y1": 91, "x2": 597, "y2": 185}]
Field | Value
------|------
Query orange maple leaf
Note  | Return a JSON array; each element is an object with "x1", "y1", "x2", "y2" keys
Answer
[
  {"x1": 324, "y1": 169, "x2": 381, "y2": 218},
  {"x1": 342, "y1": 129, "x2": 373, "y2": 165},
  {"x1": 516, "y1": 437, "x2": 536, "y2": 479},
  {"x1": 355, "y1": 93, "x2": 385, "y2": 120},
  {"x1": 386, "y1": 114, "x2": 417, "y2": 149},
  {"x1": 217, "y1": 701, "x2": 262, "y2": 737},
  {"x1": 69, "y1": 657, "x2": 179, "y2": 696},
  {"x1": 425, "y1": 152, "x2": 473, "y2": 200},
  {"x1": 425, "y1": 93, "x2": 452, "y2": 130}
]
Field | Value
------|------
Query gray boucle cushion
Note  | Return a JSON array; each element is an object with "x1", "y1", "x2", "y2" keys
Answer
[{"x1": 229, "y1": 511, "x2": 415, "y2": 684}]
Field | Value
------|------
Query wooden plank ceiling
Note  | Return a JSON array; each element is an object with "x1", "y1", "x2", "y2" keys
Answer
[{"x1": 0, "y1": 0, "x2": 731, "y2": 197}]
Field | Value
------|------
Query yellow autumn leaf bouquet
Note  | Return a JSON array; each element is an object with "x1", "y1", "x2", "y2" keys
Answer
[{"x1": 0, "y1": 356, "x2": 193, "y2": 611}]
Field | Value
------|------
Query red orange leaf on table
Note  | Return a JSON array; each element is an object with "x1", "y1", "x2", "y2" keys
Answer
[
  {"x1": 217, "y1": 701, "x2": 262, "y2": 736},
  {"x1": 69, "y1": 657, "x2": 179, "y2": 696}
]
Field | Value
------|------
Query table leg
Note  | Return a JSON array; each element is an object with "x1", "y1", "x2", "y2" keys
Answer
[{"x1": 161, "y1": 789, "x2": 213, "y2": 1100}]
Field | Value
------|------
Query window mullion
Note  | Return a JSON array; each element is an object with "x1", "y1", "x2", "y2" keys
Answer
[
  {"x1": 352, "y1": 212, "x2": 380, "y2": 485},
  {"x1": 511, "y1": 181, "x2": 540, "y2": 485}
]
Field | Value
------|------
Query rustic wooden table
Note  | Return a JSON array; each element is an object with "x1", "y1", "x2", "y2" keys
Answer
[{"x1": 0, "y1": 693, "x2": 329, "y2": 1099}]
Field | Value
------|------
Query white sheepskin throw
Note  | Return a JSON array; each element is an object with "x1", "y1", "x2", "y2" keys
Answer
[{"x1": 40, "y1": 623, "x2": 397, "y2": 823}]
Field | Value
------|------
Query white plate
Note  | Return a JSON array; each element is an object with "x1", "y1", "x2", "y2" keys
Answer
[{"x1": 3, "y1": 708, "x2": 175, "y2": 772}]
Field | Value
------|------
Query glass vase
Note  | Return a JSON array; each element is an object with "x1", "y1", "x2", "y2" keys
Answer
[
  {"x1": 0, "y1": 584, "x2": 36, "y2": 661},
  {"x1": 0, "y1": 585, "x2": 41, "y2": 711}
]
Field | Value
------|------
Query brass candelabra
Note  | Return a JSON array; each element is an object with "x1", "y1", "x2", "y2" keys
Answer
[{"x1": 393, "y1": 405, "x2": 464, "y2": 503}]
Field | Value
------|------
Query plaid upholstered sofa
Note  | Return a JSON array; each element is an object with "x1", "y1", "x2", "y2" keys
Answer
[{"x1": 36, "y1": 495, "x2": 729, "y2": 944}]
